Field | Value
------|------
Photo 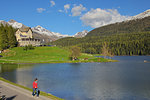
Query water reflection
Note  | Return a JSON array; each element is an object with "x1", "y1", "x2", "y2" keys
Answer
[
  {"x1": 0, "y1": 64, "x2": 35, "y2": 87},
  {"x1": 0, "y1": 56, "x2": 150, "y2": 100}
]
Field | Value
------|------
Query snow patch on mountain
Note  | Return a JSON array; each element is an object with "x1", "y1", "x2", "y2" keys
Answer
[
  {"x1": 7, "y1": 19, "x2": 23, "y2": 28},
  {"x1": 73, "y1": 30, "x2": 88, "y2": 38},
  {"x1": 128, "y1": 9, "x2": 150, "y2": 20},
  {"x1": 0, "y1": 20, "x2": 8, "y2": 26}
]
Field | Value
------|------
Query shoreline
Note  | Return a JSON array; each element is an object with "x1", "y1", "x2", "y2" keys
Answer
[
  {"x1": 0, "y1": 77, "x2": 64, "y2": 100},
  {"x1": 0, "y1": 59, "x2": 118, "y2": 64}
]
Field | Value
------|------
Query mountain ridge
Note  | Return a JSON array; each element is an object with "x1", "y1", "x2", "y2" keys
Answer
[{"x1": 129, "y1": 9, "x2": 150, "y2": 20}]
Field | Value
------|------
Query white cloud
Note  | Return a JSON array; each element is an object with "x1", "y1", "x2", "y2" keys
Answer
[
  {"x1": 71, "y1": 4, "x2": 86, "y2": 16},
  {"x1": 37, "y1": 8, "x2": 46, "y2": 13},
  {"x1": 80, "y1": 8, "x2": 130, "y2": 28},
  {"x1": 58, "y1": 9, "x2": 63, "y2": 13},
  {"x1": 64, "y1": 4, "x2": 70, "y2": 13},
  {"x1": 50, "y1": 0, "x2": 55, "y2": 7}
]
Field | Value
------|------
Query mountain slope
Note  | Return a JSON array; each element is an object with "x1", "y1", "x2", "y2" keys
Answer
[
  {"x1": 87, "y1": 16, "x2": 150, "y2": 37},
  {"x1": 87, "y1": 9, "x2": 150, "y2": 37}
]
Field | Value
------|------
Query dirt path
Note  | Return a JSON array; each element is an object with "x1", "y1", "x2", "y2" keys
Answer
[{"x1": 0, "y1": 80, "x2": 52, "y2": 100}]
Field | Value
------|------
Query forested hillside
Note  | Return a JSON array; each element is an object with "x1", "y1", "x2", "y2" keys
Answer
[
  {"x1": 87, "y1": 16, "x2": 150, "y2": 36},
  {"x1": 52, "y1": 16, "x2": 150, "y2": 55},
  {"x1": 0, "y1": 24, "x2": 17, "y2": 50}
]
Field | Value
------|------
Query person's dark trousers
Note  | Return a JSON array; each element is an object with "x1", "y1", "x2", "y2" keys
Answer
[{"x1": 32, "y1": 88, "x2": 39, "y2": 97}]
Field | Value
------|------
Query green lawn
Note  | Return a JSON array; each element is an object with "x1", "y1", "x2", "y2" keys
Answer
[{"x1": 0, "y1": 46, "x2": 116, "y2": 63}]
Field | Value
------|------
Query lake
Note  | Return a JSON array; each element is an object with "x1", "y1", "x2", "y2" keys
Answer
[{"x1": 0, "y1": 56, "x2": 150, "y2": 100}]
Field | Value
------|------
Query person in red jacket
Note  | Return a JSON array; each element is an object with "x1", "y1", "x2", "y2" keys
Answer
[{"x1": 32, "y1": 78, "x2": 39, "y2": 97}]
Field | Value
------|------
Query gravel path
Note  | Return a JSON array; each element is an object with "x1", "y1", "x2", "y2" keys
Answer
[{"x1": 0, "y1": 80, "x2": 52, "y2": 100}]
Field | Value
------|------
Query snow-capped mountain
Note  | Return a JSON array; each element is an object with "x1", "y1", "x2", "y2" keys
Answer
[
  {"x1": 129, "y1": 9, "x2": 150, "y2": 20},
  {"x1": 31, "y1": 25, "x2": 69, "y2": 38},
  {"x1": 0, "y1": 20, "x2": 8, "y2": 26},
  {"x1": 7, "y1": 19, "x2": 25, "y2": 28},
  {"x1": 73, "y1": 30, "x2": 88, "y2": 38}
]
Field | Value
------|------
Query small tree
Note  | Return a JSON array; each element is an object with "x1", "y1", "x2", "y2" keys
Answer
[
  {"x1": 102, "y1": 42, "x2": 109, "y2": 58},
  {"x1": 101, "y1": 42, "x2": 114, "y2": 58},
  {"x1": 107, "y1": 49, "x2": 114, "y2": 59},
  {"x1": 70, "y1": 46, "x2": 81, "y2": 60}
]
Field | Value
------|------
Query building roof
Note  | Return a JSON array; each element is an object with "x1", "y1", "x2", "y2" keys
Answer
[{"x1": 19, "y1": 26, "x2": 31, "y2": 32}]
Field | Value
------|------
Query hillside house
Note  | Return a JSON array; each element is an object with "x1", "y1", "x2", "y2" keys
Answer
[{"x1": 15, "y1": 27, "x2": 41, "y2": 46}]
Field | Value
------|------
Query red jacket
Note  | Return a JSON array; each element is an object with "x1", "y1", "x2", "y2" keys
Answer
[{"x1": 33, "y1": 81, "x2": 38, "y2": 88}]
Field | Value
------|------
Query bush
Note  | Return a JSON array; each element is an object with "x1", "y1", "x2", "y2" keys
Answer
[{"x1": 23, "y1": 45, "x2": 34, "y2": 51}]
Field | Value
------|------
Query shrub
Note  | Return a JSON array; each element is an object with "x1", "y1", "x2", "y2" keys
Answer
[{"x1": 23, "y1": 45, "x2": 34, "y2": 51}]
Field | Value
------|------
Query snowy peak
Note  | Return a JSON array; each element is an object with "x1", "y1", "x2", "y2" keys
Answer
[
  {"x1": 0, "y1": 19, "x2": 27, "y2": 29},
  {"x1": 32, "y1": 25, "x2": 53, "y2": 36},
  {"x1": 0, "y1": 20, "x2": 8, "y2": 26},
  {"x1": 32, "y1": 25, "x2": 69, "y2": 38},
  {"x1": 73, "y1": 30, "x2": 88, "y2": 38},
  {"x1": 8, "y1": 19, "x2": 24, "y2": 28},
  {"x1": 9, "y1": 19, "x2": 17, "y2": 23},
  {"x1": 130, "y1": 9, "x2": 150, "y2": 20}
]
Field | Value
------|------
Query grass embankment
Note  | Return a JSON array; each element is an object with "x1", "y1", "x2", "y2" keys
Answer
[
  {"x1": 0, "y1": 46, "x2": 116, "y2": 63},
  {"x1": 0, "y1": 77, "x2": 63, "y2": 100}
]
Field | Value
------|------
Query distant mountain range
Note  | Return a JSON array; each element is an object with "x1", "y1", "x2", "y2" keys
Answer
[{"x1": 0, "y1": 19, "x2": 88, "y2": 41}]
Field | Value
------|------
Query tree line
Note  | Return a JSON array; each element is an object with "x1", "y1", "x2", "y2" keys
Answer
[
  {"x1": 52, "y1": 32, "x2": 150, "y2": 55},
  {"x1": 0, "y1": 24, "x2": 17, "y2": 50}
]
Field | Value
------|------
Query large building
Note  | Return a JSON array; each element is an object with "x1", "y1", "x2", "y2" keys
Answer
[{"x1": 15, "y1": 27, "x2": 41, "y2": 46}]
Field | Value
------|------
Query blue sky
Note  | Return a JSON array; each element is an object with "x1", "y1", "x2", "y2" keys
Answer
[{"x1": 0, "y1": 0, "x2": 150, "y2": 35}]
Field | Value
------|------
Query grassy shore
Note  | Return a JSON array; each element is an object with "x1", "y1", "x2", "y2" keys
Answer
[
  {"x1": 0, "y1": 77, "x2": 64, "y2": 100},
  {"x1": 0, "y1": 47, "x2": 116, "y2": 64}
]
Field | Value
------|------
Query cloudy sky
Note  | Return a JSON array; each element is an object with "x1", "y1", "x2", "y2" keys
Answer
[{"x1": 0, "y1": 0, "x2": 150, "y2": 35}]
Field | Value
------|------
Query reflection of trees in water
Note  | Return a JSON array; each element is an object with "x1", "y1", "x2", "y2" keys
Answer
[
  {"x1": 0, "y1": 64, "x2": 18, "y2": 73},
  {"x1": 0, "y1": 64, "x2": 35, "y2": 88},
  {"x1": 0, "y1": 64, "x2": 34, "y2": 73}
]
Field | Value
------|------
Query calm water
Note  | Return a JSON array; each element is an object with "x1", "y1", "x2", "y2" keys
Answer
[{"x1": 0, "y1": 56, "x2": 150, "y2": 100}]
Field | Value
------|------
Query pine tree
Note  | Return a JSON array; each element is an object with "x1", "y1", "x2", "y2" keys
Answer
[
  {"x1": 7, "y1": 26, "x2": 17, "y2": 48},
  {"x1": 0, "y1": 24, "x2": 8, "y2": 50}
]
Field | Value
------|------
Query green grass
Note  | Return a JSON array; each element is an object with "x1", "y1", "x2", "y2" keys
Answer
[
  {"x1": 0, "y1": 46, "x2": 116, "y2": 63},
  {"x1": 0, "y1": 77, "x2": 64, "y2": 100}
]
